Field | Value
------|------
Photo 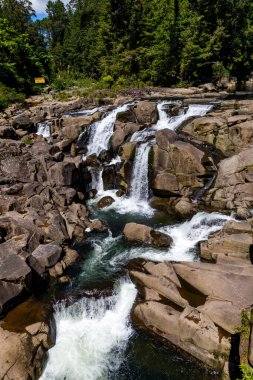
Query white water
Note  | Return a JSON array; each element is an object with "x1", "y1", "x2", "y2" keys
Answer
[
  {"x1": 41, "y1": 279, "x2": 137, "y2": 380},
  {"x1": 130, "y1": 142, "x2": 151, "y2": 202},
  {"x1": 87, "y1": 103, "x2": 131, "y2": 156},
  {"x1": 36, "y1": 121, "x2": 51, "y2": 138}
]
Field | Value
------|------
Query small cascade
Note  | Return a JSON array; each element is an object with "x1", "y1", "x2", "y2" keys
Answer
[
  {"x1": 40, "y1": 279, "x2": 137, "y2": 380},
  {"x1": 155, "y1": 103, "x2": 214, "y2": 132},
  {"x1": 130, "y1": 142, "x2": 151, "y2": 202},
  {"x1": 87, "y1": 103, "x2": 131, "y2": 157},
  {"x1": 36, "y1": 121, "x2": 51, "y2": 138},
  {"x1": 90, "y1": 167, "x2": 104, "y2": 195}
]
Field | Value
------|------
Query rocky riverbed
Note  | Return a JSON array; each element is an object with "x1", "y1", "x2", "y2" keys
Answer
[{"x1": 0, "y1": 86, "x2": 252, "y2": 379}]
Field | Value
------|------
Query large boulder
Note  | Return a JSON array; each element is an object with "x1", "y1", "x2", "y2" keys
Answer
[
  {"x1": 123, "y1": 223, "x2": 172, "y2": 248},
  {"x1": 28, "y1": 243, "x2": 62, "y2": 275},
  {"x1": 151, "y1": 129, "x2": 215, "y2": 197},
  {"x1": 130, "y1": 259, "x2": 253, "y2": 374},
  {"x1": 133, "y1": 101, "x2": 158, "y2": 124},
  {"x1": 96, "y1": 196, "x2": 115, "y2": 209}
]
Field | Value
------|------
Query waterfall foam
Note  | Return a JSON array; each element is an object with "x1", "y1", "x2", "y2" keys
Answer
[
  {"x1": 40, "y1": 279, "x2": 137, "y2": 380},
  {"x1": 87, "y1": 103, "x2": 131, "y2": 156},
  {"x1": 36, "y1": 121, "x2": 51, "y2": 138}
]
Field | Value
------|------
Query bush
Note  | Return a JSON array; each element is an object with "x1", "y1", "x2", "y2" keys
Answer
[{"x1": 0, "y1": 83, "x2": 25, "y2": 111}]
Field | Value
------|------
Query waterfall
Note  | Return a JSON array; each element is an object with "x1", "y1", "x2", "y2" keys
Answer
[
  {"x1": 40, "y1": 279, "x2": 137, "y2": 380},
  {"x1": 36, "y1": 121, "x2": 51, "y2": 138},
  {"x1": 90, "y1": 167, "x2": 104, "y2": 194},
  {"x1": 130, "y1": 142, "x2": 151, "y2": 201},
  {"x1": 86, "y1": 103, "x2": 131, "y2": 157}
]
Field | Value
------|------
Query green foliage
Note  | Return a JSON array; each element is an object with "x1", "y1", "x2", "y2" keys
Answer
[
  {"x1": 0, "y1": 0, "x2": 51, "y2": 98},
  {"x1": 0, "y1": 83, "x2": 25, "y2": 110},
  {"x1": 1, "y1": 0, "x2": 253, "y2": 98},
  {"x1": 239, "y1": 364, "x2": 253, "y2": 380}
]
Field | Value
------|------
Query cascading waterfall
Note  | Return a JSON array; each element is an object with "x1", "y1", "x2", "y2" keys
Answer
[
  {"x1": 86, "y1": 103, "x2": 131, "y2": 157},
  {"x1": 40, "y1": 279, "x2": 137, "y2": 380},
  {"x1": 41, "y1": 100, "x2": 233, "y2": 379},
  {"x1": 130, "y1": 142, "x2": 151, "y2": 202},
  {"x1": 36, "y1": 121, "x2": 51, "y2": 138}
]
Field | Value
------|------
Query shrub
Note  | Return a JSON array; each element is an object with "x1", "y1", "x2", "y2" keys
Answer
[{"x1": 0, "y1": 83, "x2": 25, "y2": 111}]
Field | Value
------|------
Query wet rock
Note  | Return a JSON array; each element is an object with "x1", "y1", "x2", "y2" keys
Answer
[
  {"x1": 133, "y1": 101, "x2": 158, "y2": 124},
  {"x1": 116, "y1": 189, "x2": 126, "y2": 197},
  {"x1": 88, "y1": 219, "x2": 108, "y2": 232},
  {"x1": 96, "y1": 196, "x2": 115, "y2": 209},
  {"x1": 123, "y1": 223, "x2": 172, "y2": 248}
]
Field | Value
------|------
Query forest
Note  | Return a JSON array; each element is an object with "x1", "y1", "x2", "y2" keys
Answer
[{"x1": 1, "y1": 0, "x2": 253, "y2": 103}]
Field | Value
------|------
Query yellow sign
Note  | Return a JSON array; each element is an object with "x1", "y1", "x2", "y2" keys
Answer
[{"x1": 34, "y1": 77, "x2": 46, "y2": 84}]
